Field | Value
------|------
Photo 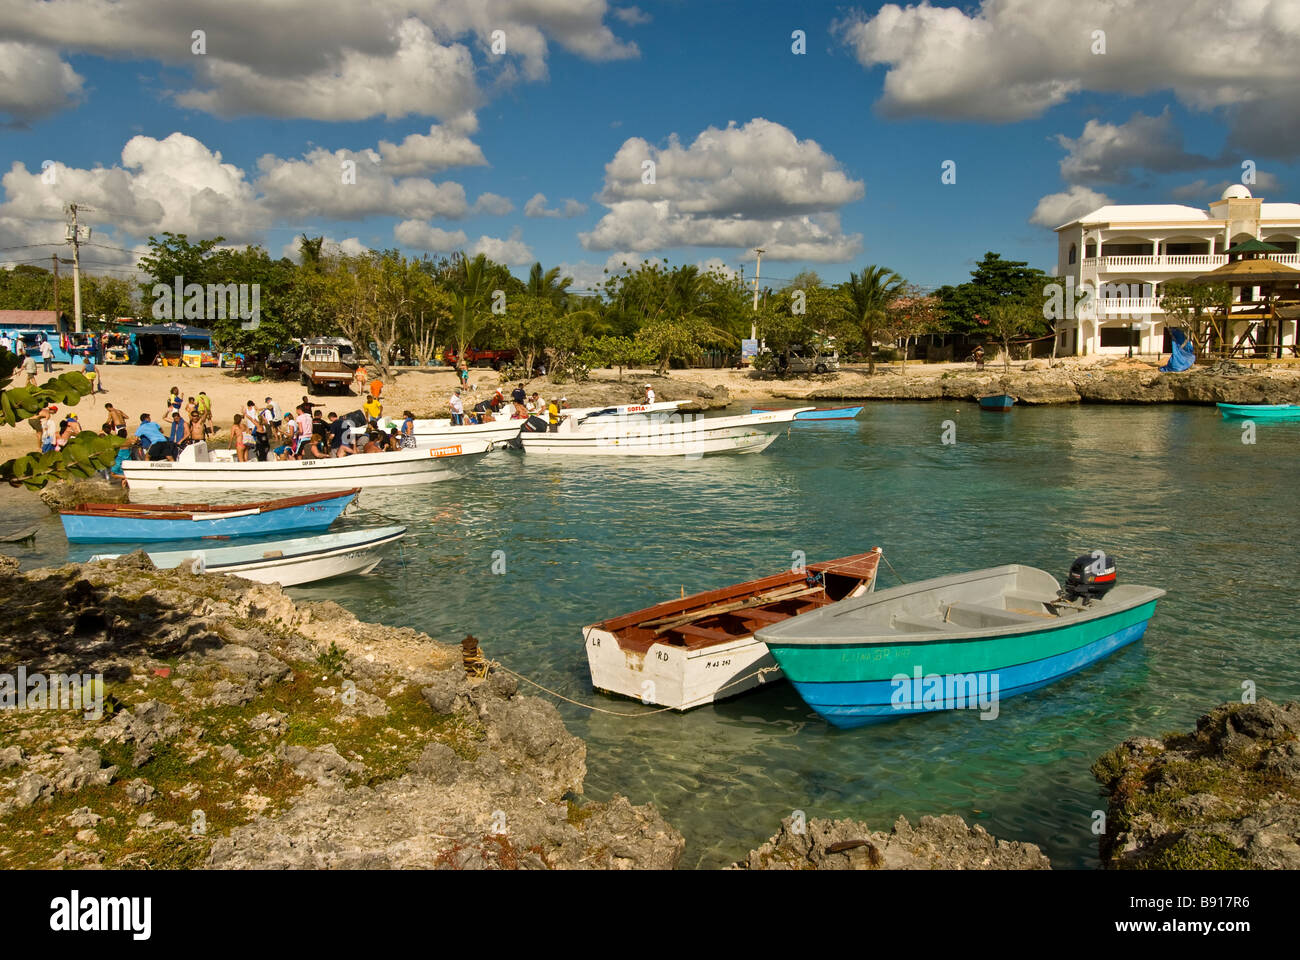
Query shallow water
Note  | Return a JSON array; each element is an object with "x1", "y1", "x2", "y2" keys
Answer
[{"x1": 10, "y1": 402, "x2": 1300, "y2": 868}]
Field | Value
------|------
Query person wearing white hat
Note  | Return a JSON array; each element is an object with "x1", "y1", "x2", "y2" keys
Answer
[
  {"x1": 449, "y1": 386, "x2": 465, "y2": 425},
  {"x1": 643, "y1": 383, "x2": 656, "y2": 404}
]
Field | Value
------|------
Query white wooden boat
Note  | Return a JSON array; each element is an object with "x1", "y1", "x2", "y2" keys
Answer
[
  {"x1": 585, "y1": 550, "x2": 882, "y2": 710},
  {"x1": 520, "y1": 408, "x2": 810, "y2": 457},
  {"x1": 88, "y1": 525, "x2": 406, "y2": 586},
  {"x1": 568, "y1": 400, "x2": 690, "y2": 420},
  {"x1": 393, "y1": 412, "x2": 523, "y2": 447},
  {"x1": 121, "y1": 439, "x2": 492, "y2": 491}
]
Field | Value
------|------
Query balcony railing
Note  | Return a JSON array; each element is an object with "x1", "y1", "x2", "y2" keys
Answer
[
  {"x1": 1096, "y1": 297, "x2": 1161, "y2": 315},
  {"x1": 1081, "y1": 253, "x2": 1300, "y2": 271}
]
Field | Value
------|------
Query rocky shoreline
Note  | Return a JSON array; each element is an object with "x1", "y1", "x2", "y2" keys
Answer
[
  {"x1": 1092, "y1": 699, "x2": 1300, "y2": 869},
  {"x1": 2, "y1": 544, "x2": 1291, "y2": 870},
  {"x1": 770, "y1": 363, "x2": 1300, "y2": 406},
  {"x1": 0, "y1": 555, "x2": 683, "y2": 869}
]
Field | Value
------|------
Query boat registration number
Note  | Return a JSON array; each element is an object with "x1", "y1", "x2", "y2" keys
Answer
[
  {"x1": 429, "y1": 445, "x2": 462, "y2": 458},
  {"x1": 704, "y1": 658, "x2": 732, "y2": 669}
]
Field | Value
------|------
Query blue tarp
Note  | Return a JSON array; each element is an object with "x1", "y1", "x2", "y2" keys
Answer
[{"x1": 1161, "y1": 328, "x2": 1195, "y2": 372}]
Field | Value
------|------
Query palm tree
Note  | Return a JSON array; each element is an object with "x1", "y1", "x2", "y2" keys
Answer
[
  {"x1": 842, "y1": 265, "x2": 905, "y2": 374},
  {"x1": 527, "y1": 262, "x2": 573, "y2": 310},
  {"x1": 449, "y1": 252, "x2": 491, "y2": 362}
]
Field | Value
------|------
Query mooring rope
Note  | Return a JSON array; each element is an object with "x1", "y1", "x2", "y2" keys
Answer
[
  {"x1": 880, "y1": 554, "x2": 908, "y2": 584},
  {"x1": 489, "y1": 659, "x2": 784, "y2": 718}
]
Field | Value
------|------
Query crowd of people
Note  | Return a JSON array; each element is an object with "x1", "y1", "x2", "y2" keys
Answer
[{"x1": 73, "y1": 384, "x2": 421, "y2": 479}]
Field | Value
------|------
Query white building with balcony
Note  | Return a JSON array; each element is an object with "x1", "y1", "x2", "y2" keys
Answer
[{"x1": 1053, "y1": 185, "x2": 1300, "y2": 355}]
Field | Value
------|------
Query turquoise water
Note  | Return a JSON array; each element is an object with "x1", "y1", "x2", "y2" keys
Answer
[{"x1": 10, "y1": 403, "x2": 1300, "y2": 868}]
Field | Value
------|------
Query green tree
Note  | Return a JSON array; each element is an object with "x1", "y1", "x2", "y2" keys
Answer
[
  {"x1": 579, "y1": 335, "x2": 655, "y2": 381},
  {"x1": 984, "y1": 301, "x2": 1043, "y2": 371},
  {"x1": 526, "y1": 262, "x2": 573, "y2": 310},
  {"x1": 879, "y1": 286, "x2": 946, "y2": 372},
  {"x1": 934, "y1": 252, "x2": 1052, "y2": 335},
  {"x1": 841, "y1": 265, "x2": 905, "y2": 374},
  {"x1": 1159, "y1": 279, "x2": 1233, "y2": 354},
  {"x1": 0, "y1": 350, "x2": 124, "y2": 489}
]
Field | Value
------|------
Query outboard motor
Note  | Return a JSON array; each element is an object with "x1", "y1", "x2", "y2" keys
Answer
[{"x1": 1064, "y1": 552, "x2": 1117, "y2": 603}]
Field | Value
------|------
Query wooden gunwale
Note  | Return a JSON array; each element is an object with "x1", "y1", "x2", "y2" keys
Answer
[
  {"x1": 600, "y1": 552, "x2": 881, "y2": 654},
  {"x1": 62, "y1": 487, "x2": 361, "y2": 520}
]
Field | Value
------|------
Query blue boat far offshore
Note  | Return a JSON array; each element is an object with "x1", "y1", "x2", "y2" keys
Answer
[{"x1": 59, "y1": 488, "x2": 359, "y2": 543}]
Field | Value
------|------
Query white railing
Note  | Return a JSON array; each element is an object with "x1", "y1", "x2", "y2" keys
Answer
[
  {"x1": 1081, "y1": 254, "x2": 1228, "y2": 271},
  {"x1": 1275, "y1": 253, "x2": 1300, "y2": 265},
  {"x1": 1097, "y1": 297, "x2": 1161, "y2": 314}
]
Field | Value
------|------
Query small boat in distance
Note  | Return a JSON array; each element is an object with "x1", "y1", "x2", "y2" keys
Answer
[
  {"x1": 751, "y1": 405, "x2": 864, "y2": 421},
  {"x1": 88, "y1": 525, "x2": 406, "y2": 586},
  {"x1": 978, "y1": 394, "x2": 1016, "y2": 411},
  {"x1": 1216, "y1": 402, "x2": 1300, "y2": 421},
  {"x1": 757, "y1": 557, "x2": 1164, "y2": 729},
  {"x1": 585, "y1": 549, "x2": 882, "y2": 710},
  {"x1": 60, "y1": 488, "x2": 359, "y2": 543}
]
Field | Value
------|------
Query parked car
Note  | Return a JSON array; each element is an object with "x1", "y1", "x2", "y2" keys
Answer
[{"x1": 763, "y1": 346, "x2": 839, "y2": 374}]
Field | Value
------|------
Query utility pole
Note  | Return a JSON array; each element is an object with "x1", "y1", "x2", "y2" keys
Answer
[
  {"x1": 51, "y1": 254, "x2": 60, "y2": 313},
  {"x1": 65, "y1": 202, "x2": 92, "y2": 334},
  {"x1": 750, "y1": 247, "x2": 764, "y2": 340}
]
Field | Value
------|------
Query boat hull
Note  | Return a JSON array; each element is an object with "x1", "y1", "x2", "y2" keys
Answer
[
  {"x1": 978, "y1": 394, "x2": 1015, "y2": 411},
  {"x1": 1216, "y1": 402, "x2": 1300, "y2": 421},
  {"x1": 521, "y1": 409, "x2": 805, "y2": 457},
  {"x1": 585, "y1": 627, "x2": 780, "y2": 710},
  {"x1": 60, "y1": 490, "x2": 357, "y2": 542},
  {"x1": 405, "y1": 416, "x2": 523, "y2": 446},
  {"x1": 769, "y1": 599, "x2": 1159, "y2": 729},
  {"x1": 90, "y1": 526, "x2": 406, "y2": 587},
  {"x1": 121, "y1": 444, "x2": 489, "y2": 490},
  {"x1": 752, "y1": 406, "x2": 863, "y2": 421}
]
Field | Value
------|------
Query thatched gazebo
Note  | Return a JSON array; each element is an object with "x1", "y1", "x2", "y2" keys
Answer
[{"x1": 1187, "y1": 241, "x2": 1300, "y2": 358}]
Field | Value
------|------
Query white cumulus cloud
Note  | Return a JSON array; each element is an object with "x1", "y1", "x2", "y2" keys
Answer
[
  {"x1": 1029, "y1": 185, "x2": 1112, "y2": 228},
  {"x1": 582, "y1": 118, "x2": 864, "y2": 261},
  {"x1": 523, "y1": 192, "x2": 588, "y2": 218}
]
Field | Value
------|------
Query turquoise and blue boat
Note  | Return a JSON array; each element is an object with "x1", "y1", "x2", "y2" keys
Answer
[
  {"x1": 978, "y1": 394, "x2": 1016, "y2": 411},
  {"x1": 751, "y1": 405, "x2": 863, "y2": 421},
  {"x1": 59, "y1": 488, "x2": 359, "y2": 543},
  {"x1": 756, "y1": 564, "x2": 1164, "y2": 729},
  {"x1": 1216, "y1": 402, "x2": 1300, "y2": 421}
]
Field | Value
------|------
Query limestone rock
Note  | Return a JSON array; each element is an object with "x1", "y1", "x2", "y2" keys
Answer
[
  {"x1": 1093, "y1": 699, "x2": 1300, "y2": 869},
  {"x1": 738, "y1": 814, "x2": 1050, "y2": 870}
]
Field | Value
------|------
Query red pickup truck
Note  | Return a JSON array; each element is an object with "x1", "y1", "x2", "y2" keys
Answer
[{"x1": 443, "y1": 346, "x2": 516, "y2": 369}]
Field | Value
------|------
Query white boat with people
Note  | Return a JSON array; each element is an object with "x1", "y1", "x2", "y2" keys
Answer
[
  {"x1": 520, "y1": 408, "x2": 810, "y2": 457},
  {"x1": 121, "y1": 439, "x2": 492, "y2": 491},
  {"x1": 88, "y1": 525, "x2": 406, "y2": 586},
  {"x1": 390, "y1": 412, "x2": 524, "y2": 447}
]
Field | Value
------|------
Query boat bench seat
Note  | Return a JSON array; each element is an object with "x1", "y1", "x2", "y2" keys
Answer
[
  {"x1": 740, "y1": 609, "x2": 788, "y2": 624},
  {"x1": 890, "y1": 616, "x2": 960, "y2": 634},
  {"x1": 943, "y1": 602, "x2": 1042, "y2": 629},
  {"x1": 671, "y1": 624, "x2": 739, "y2": 646}
]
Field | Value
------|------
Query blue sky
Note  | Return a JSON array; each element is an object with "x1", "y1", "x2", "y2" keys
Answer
[{"x1": 1, "y1": 0, "x2": 1295, "y2": 292}]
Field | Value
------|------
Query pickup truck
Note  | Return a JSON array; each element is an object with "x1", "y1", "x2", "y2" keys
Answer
[
  {"x1": 442, "y1": 346, "x2": 516, "y2": 369},
  {"x1": 299, "y1": 338, "x2": 358, "y2": 393}
]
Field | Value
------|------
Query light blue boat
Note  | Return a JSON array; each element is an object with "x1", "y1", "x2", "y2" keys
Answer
[
  {"x1": 87, "y1": 525, "x2": 406, "y2": 587},
  {"x1": 60, "y1": 488, "x2": 359, "y2": 543},
  {"x1": 756, "y1": 564, "x2": 1164, "y2": 729},
  {"x1": 751, "y1": 405, "x2": 863, "y2": 421},
  {"x1": 1216, "y1": 402, "x2": 1300, "y2": 422},
  {"x1": 978, "y1": 394, "x2": 1016, "y2": 411}
]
